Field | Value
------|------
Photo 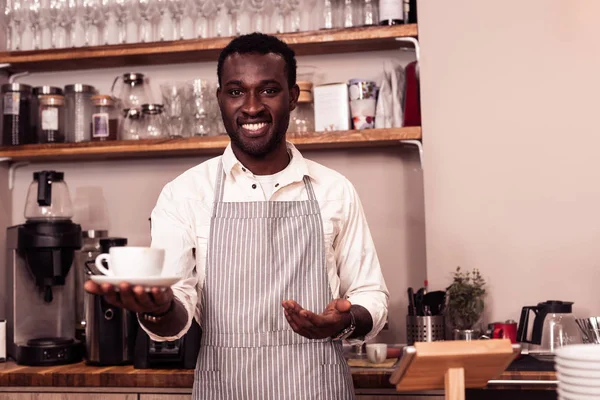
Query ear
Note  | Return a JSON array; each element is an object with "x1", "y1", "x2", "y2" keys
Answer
[
  {"x1": 216, "y1": 85, "x2": 222, "y2": 109},
  {"x1": 289, "y1": 84, "x2": 300, "y2": 112}
]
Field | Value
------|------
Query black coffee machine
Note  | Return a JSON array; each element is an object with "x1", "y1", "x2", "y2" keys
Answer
[
  {"x1": 6, "y1": 171, "x2": 83, "y2": 365},
  {"x1": 85, "y1": 237, "x2": 138, "y2": 365},
  {"x1": 134, "y1": 317, "x2": 201, "y2": 369}
]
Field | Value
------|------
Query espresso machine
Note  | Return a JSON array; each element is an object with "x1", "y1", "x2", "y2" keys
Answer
[{"x1": 6, "y1": 170, "x2": 83, "y2": 365}]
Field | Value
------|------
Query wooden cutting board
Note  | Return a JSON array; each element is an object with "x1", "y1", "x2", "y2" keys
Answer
[{"x1": 347, "y1": 358, "x2": 399, "y2": 368}]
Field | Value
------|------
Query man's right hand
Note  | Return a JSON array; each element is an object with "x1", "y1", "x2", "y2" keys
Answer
[{"x1": 84, "y1": 280, "x2": 174, "y2": 315}]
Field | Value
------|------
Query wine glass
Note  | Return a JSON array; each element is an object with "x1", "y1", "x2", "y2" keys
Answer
[
  {"x1": 110, "y1": 0, "x2": 129, "y2": 43},
  {"x1": 247, "y1": 0, "x2": 264, "y2": 32},
  {"x1": 168, "y1": 0, "x2": 187, "y2": 40},
  {"x1": 136, "y1": 0, "x2": 157, "y2": 43},
  {"x1": 191, "y1": 0, "x2": 205, "y2": 38},
  {"x1": 26, "y1": 0, "x2": 43, "y2": 49},
  {"x1": 154, "y1": 0, "x2": 168, "y2": 40},
  {"x1": 79, "y1": 0, "x2": 100, "y2": 46},
  {"x1": 57, "y1": 0, "x2": 77, "y2": 47},
  {"x1": 225, "y1": 0, "x2": 243, "y2": 36},
  {"x1": 44, "y1": 0, "x2": 63, "y2": 48}
]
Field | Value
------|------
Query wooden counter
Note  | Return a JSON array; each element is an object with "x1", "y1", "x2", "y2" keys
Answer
[{"x1": 0, "y1": 361, "x2": 557, "y2": 391}]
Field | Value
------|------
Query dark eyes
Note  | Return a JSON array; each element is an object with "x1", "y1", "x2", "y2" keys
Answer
[{"x1": 227, "y1": 88, "x2": 280, "y2": 97}]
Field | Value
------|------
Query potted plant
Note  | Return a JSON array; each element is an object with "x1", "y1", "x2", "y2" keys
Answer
[{"x1": 445, "y1": 266, "x2": 487, "y2": 340}]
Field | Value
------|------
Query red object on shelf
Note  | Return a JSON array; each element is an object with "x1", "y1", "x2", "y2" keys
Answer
[{"x1": 403, "y1": 61, "x2": 421, "y2": 127}]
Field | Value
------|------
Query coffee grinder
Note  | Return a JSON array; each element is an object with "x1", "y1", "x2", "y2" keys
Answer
[{"x1": 6, "y1": 170, "x2": 83, "y2": 365}]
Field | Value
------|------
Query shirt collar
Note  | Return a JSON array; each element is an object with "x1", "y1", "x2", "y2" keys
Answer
[{"x1": 222, "y1": 141, "x2": 311, "y2": 183}]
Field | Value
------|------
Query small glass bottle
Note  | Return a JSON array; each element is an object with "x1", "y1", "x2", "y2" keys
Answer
[
  {"x1": 38, "y1": 94, "x2": 66, "y2": 144},
  {"x1": 91, "y1": 95, "x2": 119, "y2": 141}
]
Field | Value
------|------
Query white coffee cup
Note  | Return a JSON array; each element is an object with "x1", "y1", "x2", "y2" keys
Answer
[
  {"x1": 95, "y1": 247, "x2": 165, "y2": 277},
  {"x1": 366, "y1": 343, "x2": 387, "y2": 364}
]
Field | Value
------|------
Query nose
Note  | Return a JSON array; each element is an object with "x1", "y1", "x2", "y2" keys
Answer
[{"x1": 241, "y1": 92, "x2": 265, "y2": 116}]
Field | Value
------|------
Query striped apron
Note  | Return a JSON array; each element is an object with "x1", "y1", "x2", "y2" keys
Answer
[{"x1": 192, "y1": 161, "x2": 354, "y2": 400}]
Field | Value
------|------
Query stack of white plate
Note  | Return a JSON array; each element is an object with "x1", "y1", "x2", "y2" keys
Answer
[{"x1": 555, "y1": 344, "x2": 600, "y2": 400}]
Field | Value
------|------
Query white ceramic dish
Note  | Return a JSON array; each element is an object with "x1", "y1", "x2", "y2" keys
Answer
[
  {"x1": 557, "y1": 372, "x2": 600, "y2": 387},
  {"x1": 558, "y1": 387, "x2": 600, "y2": 400},
  {"x1": 90, "y1": 275, "x2": 181, "y2": 289},
  {"x1": 555, "y1": 358, "x2": 600, "y2": 371},
  {"x1": 556, "y1": 344, "x2": 600, "y2": 362},
  {"x1": 556, "y1": 363, "x2": 600, "y2": 378},
  {"x1": 559, "y1": 381, "x2": 600, "y2": 395}
]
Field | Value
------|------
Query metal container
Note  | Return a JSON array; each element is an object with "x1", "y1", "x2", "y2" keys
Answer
[
  {"x1": 31, "y1": 86, "x2": 63, "y2": 141},
  {"x1": 406, "y1": 316, "x2": 446, "y2": 345},
  {"x1": 65, "y1": 84, "x2": 96, "y2": 143},
  {"x1": 1, "y1": 83, "x2": 32, "y2": 145}
]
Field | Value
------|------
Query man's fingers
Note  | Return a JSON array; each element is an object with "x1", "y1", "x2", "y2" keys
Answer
[
  {"x1": 84, "y1": 280, "x2": 103, "y2": 295},
  {"x1": 118, "y1": 282, "x2": 145, "y2": 313},
  {"x1": 151, "y1": 287, "x2": 173, "y2": 307},
  {"x1": 132, "y1": 285, "x2": 156, "y2": 309}
]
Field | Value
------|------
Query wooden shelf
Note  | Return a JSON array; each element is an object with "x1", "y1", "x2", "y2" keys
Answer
[
  {"x1": 0, "y1": 24, "x2": 418, "y2": 73},
  {"x1": 0, "y1": 127, "x2": 421, "y2": 162}
]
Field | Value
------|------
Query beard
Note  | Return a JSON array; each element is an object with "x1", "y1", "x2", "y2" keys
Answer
[{"x1": 225, "y1": 118, "x2": 289, "y2": 159}]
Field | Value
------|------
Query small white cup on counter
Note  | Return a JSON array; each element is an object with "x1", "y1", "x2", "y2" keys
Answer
[
  {"x1": 95, "y1": 247, "x2": 165, "y2": 277},
  {"x1": 366, "y1": 343, "x2": 387, "y2": 364}
]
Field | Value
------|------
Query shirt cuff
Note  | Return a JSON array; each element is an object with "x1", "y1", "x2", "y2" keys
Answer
[
  {"x1": 137, "y1": 288, "x2": 195, "y2": 342},
  {"x1": 345, "y1": 293, "x2": 388, "y2": 345}
]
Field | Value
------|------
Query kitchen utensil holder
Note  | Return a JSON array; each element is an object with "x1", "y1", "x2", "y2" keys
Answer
[{"x1": 406, "y1": 316, "x2": 446, "y2": 345}]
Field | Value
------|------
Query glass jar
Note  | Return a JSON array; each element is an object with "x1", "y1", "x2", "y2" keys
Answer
[
  {"x1": 74, "y1": 229, "x2": 108, "y2": 342},
  {"x1": 24, "y1": 170, "x2": 74, "y2": 220},
  {"x1": 121, "y1": 108, "x2": 141, "y2": 140},
  {"x1": 1, "y1": 83, "x2": 32, "y2": 145},
  {"x1": 65, "y1": 84, "x2": 96, "y2": 143},
  {"x1": 290, "y1": 81, "x2": 315, "y2": 135},
  {"x1": 140, "y1": 104, "x2": 167, "y2": 139},
  {"x1": 31, "y1": 86, "x2": 63, "y2": 143},
  {"x1": 91, "y1": 95, "x2": 119, "y2": 141},
  {"x1": 38, "y1": 94, "x2": 66, "y2": 143}
]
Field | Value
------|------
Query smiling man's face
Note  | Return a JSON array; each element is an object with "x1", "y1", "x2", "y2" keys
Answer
[{"x1": 217, "y1": 52, "x2": 299, "y2": 158}]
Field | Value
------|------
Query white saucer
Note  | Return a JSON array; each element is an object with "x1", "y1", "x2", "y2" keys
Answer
[{"x1": 90, "y1": 275, "x2": 181, "y2": 290}]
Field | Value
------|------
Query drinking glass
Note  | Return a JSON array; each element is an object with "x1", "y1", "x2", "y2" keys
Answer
[
  {"x1": 111, "y1": 0, "x2": 129, "y2": 43},
  {"x1": 4, "y1": 0, "x2": 14, "y2": 49},
  {"x1": 45, "y1": 0, "x2": 62, "y2": 47},
  {"x1": 57, "y1": 0, "x2": 77, "y2": 47},
  {"x1": 160, "y1": 82, "x2": 192, "y2": 138},
  {"x1": 154, "y1": 0, "x2": 168, "y2": 40},
  {"x1": 225, "y1": 0, "x2": 243, "y2": 36},
  {"x1": 136, "y1": 0, "x2": 157, "y2": 43},
  {"x1": 168, "y1": 0, "x2": 187, "y2": 40},
  {"x1": 79, "y1": 0, "x2": 101, "y2": 46},
  {"x1": 26, "y1": 0, "x2": 43, "y2": 49},
  {"x1": 191, "y1": 0, "x2": 205, "y2": 38},
  {"x1": 247, "y1": 0, "x2": 265, "y2": 32}
]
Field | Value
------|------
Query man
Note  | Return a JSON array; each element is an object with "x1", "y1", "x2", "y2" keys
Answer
[{"x1": 85, "y1": 33, "x2": 389, "y2": 399}]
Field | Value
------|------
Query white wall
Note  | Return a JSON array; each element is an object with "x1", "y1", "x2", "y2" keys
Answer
[
  {"x1": 8, "y1": 50, "x2": 425, "y2": 343},
  {"x1": 419, "y1": 0, "x2": 600, "y2": 324}
]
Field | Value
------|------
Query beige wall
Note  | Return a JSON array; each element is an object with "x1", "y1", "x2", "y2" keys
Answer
[
  {"x1": 6, "y1": 51, "x2": 426, "y2": 343},
  {"x1": 419, "y1": 0, "x2": 600, "y2": 323}
]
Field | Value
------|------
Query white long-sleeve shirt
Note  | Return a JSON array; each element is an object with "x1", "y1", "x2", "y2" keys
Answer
[{"x1": 144, "y1": 142, "x2": 389, "y2": 344}]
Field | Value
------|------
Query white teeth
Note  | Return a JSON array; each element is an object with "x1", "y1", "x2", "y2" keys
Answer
[{"x1": 242, "y1": 122, "x2": 268, "y2": 131}]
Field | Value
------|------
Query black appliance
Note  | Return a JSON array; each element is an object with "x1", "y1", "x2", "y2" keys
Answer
[
  {"x1": 85, "y1": 237, "x2": 138, "y2": 365},
  {"x1": 6, "y1": 170, "x2": 83, "y2": 366},
  {"x1": 134, "y1": 319, "x2": 201, "y2": 369}
]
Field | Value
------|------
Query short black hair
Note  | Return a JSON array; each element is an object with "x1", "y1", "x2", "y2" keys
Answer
[{"x1": 217, "y1": 32, "x2": 297, "y2": 89}]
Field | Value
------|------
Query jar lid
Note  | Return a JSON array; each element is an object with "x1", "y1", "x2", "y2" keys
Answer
[
  {"x1": 39, "y1": 94, "x2": 65, "y2": 106},
  {"x1": 123, "y1": 73, "x2": 145, "y2": 84},
  {"x1": 1, "y1": 83, "x2": 32, "y2": 93},
  {"x1": 123, "y1": 108, "x2": 140, "y2": 119},
  {"x1": 91, "y1": 94, "x2": 116, "y2": 107},
  {"x1": 33, "y1": 86, "x2": 63, "y2": 96},
  {"x1": 141, "y1": 103, "x2": 164, "y2": 114},
  {"x1": 64, "y1": 84, "x2": 96, "y2": 94}
]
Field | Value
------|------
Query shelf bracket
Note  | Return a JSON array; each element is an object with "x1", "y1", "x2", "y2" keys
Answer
[
  {"x1": 7, "y1": 161, "x2": 28, "y2": 190},
  {"x1": 400, "y1": 139, "x2": 423, "y2": 169},
  {"x1": 395, "y1": 37, "x2": 420, "y2": 63}
]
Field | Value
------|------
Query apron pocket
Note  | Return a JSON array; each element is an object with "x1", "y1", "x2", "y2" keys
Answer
[
  {"x1": 320, "y1": 363, "x2": 354, "y2": 400},
  {"x1": 194, "y1": 370, "x2": 222, "y2": 400}
]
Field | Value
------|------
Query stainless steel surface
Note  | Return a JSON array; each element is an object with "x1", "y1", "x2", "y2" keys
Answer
[
  {"x1": 85, "y1": 292, "x2": 135, "y2": 364},
  {"x1": 406, "y1": 316, "x2": 445, "y2": 345},
  {"x1": 6, "y1": 249, "x2": 76, "y2": 357}
]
